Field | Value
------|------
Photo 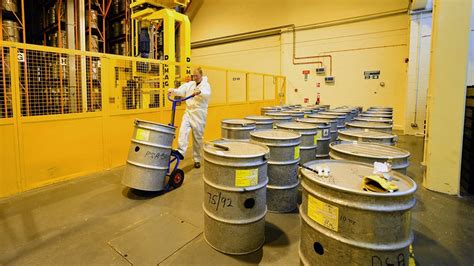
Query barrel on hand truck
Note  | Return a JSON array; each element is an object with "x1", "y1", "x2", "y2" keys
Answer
[{"x1": 122, "y1": 93, "x2": 195, "y2": 191}]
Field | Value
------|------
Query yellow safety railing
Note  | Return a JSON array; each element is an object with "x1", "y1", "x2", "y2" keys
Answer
[{"x1": 0, "y1": 41, "x2": 286, "y2": 198}]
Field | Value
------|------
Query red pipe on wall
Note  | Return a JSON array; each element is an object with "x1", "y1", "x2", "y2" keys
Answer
[{"x1": 292, "y1": 27, "x2": 333, "y2": 75}]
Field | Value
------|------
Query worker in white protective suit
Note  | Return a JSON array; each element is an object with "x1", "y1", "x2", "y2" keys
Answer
[{"x1": 168, "y1": 67, "x2": 211, "y2": 168}]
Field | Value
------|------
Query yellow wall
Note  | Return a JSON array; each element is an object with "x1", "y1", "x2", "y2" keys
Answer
[{"x1": 191, "y1": 0, "x2": 410, "y2": 130}]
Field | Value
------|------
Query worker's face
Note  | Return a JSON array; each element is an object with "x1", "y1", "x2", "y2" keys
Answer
[{"x1": 192, "y1": 70, "x2": 202, "y2": 83}]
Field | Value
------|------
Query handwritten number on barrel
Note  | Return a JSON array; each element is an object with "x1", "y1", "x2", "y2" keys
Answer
[{"x1": 207, "y1": 192, "x2": 233, "y2": 211}]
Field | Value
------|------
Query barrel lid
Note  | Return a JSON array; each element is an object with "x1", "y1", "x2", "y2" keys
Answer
[
  {"x1": 308, "y1": 114, "x2": 337, "y2": 121},
  {"x1": 276, "y1": 121, "x2": 318, "y2": 130},
  {"x1": 221, "y1": 119, "x2": 256, "y2": 125},
  {"x1": 250, "y1": 129, "x2": 300, "y2": 140},
  {"x1": 330, "y1": 141, "x2": 410, "y2": 159},
  {"x1": 204, "y1": 140, "x2": 269, "y2": 158},
  {"x1": 361, "y1": 113, "x2": 393, "y2": 118},
  {"x1": 261, "y1": 106, "x2": 279, "y2": 110},
  {"x1": 267, "y1": 112, "x2": 292, "y2": 118},
  {"x1": 297, "y1": 118, "x2": 330, "y2": 126},
  {"x1": 283, "y1": 110, "x2": 304, "y2": 115},
  {"x1": 354, "y1": 117, "x2": 393, "y2": 123},
  {"x1": 319, "y1": 111, "x2": 347, "y2": 117},
  {"x1": 338, "y1": 129, "x2": 396, "y2": 139},
  {"x1": 301, "y1": 159, "x2": 416, "y2": 196},
  {"x1": 347, "y1": 121, "x2": 392, "y2": 129},
  {"x1": 370, "y1": 106, "x2": 393, "y2": 109},
  {"x1": 135, "y1": 119, "x2": 176, "y2": 130},
  {"x1": 245, "y1": 115, "x2": 273, "y2": 121}
]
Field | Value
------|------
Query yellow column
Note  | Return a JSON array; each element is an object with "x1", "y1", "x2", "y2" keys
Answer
[{"x1": 423, "y1": 0, "x2": 473, "y2": 194}]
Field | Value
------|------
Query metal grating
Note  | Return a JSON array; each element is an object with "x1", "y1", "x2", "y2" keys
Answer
[{"x1": 0, "y1": 47, "x2": 13, "y2": 118}]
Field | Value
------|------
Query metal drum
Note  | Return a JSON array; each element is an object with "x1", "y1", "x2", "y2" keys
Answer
[
  {"x1": 329, "y1": 141, "x2": 410, "y2": 173},
  {"x1": 266, "y1": 112, "x2": 292, "y2": 127},
  {"x1": 48, "y1": 30, "x2": 67, "y2": 48},
  {"x1": 2, "y1": 0, "x2": 17, "y2": 12},
  {"x1": 361, "y1": 112, "x2": 393, "y2": 119},
  {"x1": 48, "y1": 2, "x2": 66, "y2": 26},
  {"x1": 368, "y1": 106, "x2": 393, "y2": 112},
  {"x1": 261, "y1": 106, "x2": 280, "y2": 115},
  {"x1": 331, "y1": 108, "x2": 357, "y2": 120},
  {"x1": 338, "y1": 129, "x2": 397, "y2": 145},
  {"x1": 221, "y1": 119, "x2": 256, "y2": 140},
  {"x1": 354, "y1": 116, "x2": 393, "y2": 124},
  {"x1": 245, "y1": 115, "x2": 273, "y2": 130},
  {"x1": 87, "y1": 10, "x2": 99, "y2": 29},
  {"x1": 319, "y1": 105, "x2": 330, "y2": 111},
  {"x1": 87, "y1": 35, "x2": 99, "y2": 52},
  {"x1": 296, "y1": 108, "x2": 313, "y2": 117},
  {"x1": 203, "y1": 140, "x2": 269, "y2": 255},
  {"x1": 299, "y1": 160, "x2": 416, "y2": 265},
  {"x1": 250, "y1": 129, "x2": 300, "y2": 212},
  {"x1": 276, "y1": 122, "x2": 317, "y2": 164},
  {"x1": 283, "y1": 110, "x2": 305, "y2": 121},
  {"x1": 122, "y1": 119, "x2": 176, "y2": 191},
  {"x1": 2, "y1": 20, "x2": 20, "y2": 42},
  {"x1": 319, "y1": 111, "x2": 347, "y2": 125},
  {"x1": 308, "y1": 114, "x2": 338, "y2": 142},
  {"x1": 297, "y1": 118, "x2": 332, "y2": 158},
  {"x1": 346, "y1": 121, "x2": 393, "y2": 133}
]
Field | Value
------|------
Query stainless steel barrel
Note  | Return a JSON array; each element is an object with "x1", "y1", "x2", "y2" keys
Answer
[
  {"x1": 261, "y1": 106, "x2": 280, "y2": 115},
  {"x1": 266, "y1": 112, "x2": 292, "y2": 127},
  {"x1": 308, "y1": 114, "x2": 338, "y2": 142},
  {"x1": 338, "y1": 129, "x2": 397, "y2": 145},
  {"x1": 122, "y1": 119, "x2": 176, "y2": 191},
  {"x1": 361, "y1": 112, "x2": 393, "y2": 119},
  {"x1": 346, "y1": 121, "x2": 393, "y2": 133},
  {"x1": 299, "y1": 160, "x2": 416, "y2": 265},
  {"x1": 297, "y1": 118, "x2": 331, "y2": 158},
  {"x1": 221, "y1": 119, "x2": 256, "y2": 140},
  {"x1": 354, "y1": 116, "x2": 393, "y2": 124},
  {"x1": 2, "y1": 20, "x2": 20, "y2": 42},
  {"x1": 86, "y1": 35, "x2": 99, "y2": 52},
  {"x1": 329, "y1": 141, "x2": 410, "y2": 173},
  {"x1": 276, "y1": 122, "x2": 317, "y2": 164},
  {"x1": 295, "y1": 108, "x2": 313, "y2": 117},
  {"x1": 203, "y1": 140, "x2": 269, "y2": 255},
  {"x1": 283, "y1": 110, "x2": 305, "y2": 121},
  {"x1": 368, "y1": 106, "x2": 393, "y2": 112},
  {"x1": 2, "y1": 0, "x2": 17, "y2": 12},
  {"x1": 320, "y1": 111, "x2": 349, "y2": 124},
  {"x1": 86, "y1": 10, "x2": 99, "y2": 29},
  {"x1": 250, "y1": 129, "x2": 300, "y2": 212},
  {"x1": 245, "y1": 115, "x2": 273, "y2": 130},
  {"x1": 319, "y1": 105, "x2": 330, "y2": 111}
]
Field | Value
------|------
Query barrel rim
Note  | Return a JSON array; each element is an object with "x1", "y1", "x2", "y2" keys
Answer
[
  {"x1": 301, "y1": 159, "x2": 417, "y2": 196},
  {"x1": 204, "y1": 140, "x2": 270, "y2": 158},
  {"x1": 329, "y1": 141, "x2": 410, "y2": 159},
  {"x1": 250, "y1": 129, "x2": 301, "y2": 140},
  {"x1": 135, "y1": 118, "x2": 176, "y2": 130},
  {"x1": 346, "y1": 121, "x2": 392, "y2": 129},
  {"x1": 338, "y1": 129, "x2": 396, "y2": 139}
]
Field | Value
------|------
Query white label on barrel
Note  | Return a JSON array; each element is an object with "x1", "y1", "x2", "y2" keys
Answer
[
  {"x1": 235, "y1": 169, "x2": 258, "y2": 187},
  {"x1": 294, "y1": 146, "x2": 300, "y2": 159},
  {"x1": 314, "y1": 131, "x2": 322, "y2": 145},
  {"x1": 308, "y1": 194, "x2": 339, "y2": 231},
  {"x1": 323, "y1": 129, "x2": 329, "y2": 137},
  {"x1": 135, "y1": 128, "x2": 150, "y2": 141}
]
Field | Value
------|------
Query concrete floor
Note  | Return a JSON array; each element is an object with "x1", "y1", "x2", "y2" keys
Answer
[{"x1": 1, "y1": 134, "x2": 474, "y2": 265}]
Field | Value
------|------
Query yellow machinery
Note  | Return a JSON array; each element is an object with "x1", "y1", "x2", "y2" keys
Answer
[{"x1": 130, "y1": 0, "x2": 191, "y2": 94}]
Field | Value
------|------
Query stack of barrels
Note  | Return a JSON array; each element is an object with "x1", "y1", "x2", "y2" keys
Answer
[{"x1": 208, "y1": 104, "x2": 416, "y2": 264}]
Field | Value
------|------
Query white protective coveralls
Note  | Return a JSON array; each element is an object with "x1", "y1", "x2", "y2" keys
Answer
[{"x1": 171, "y1": 76, "x2": 211, "y2": 162}]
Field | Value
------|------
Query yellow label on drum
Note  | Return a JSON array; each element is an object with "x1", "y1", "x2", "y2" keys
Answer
[
  {"x1": 294, "y1": 146, "x2": 300, "y2": 159},
  {"x1": 308, "y1": 194, "x2": 339, "y2": 231},
  {"x1": 314, "y1": 131, "x2": 322, "y2": 145},
  {"x1": 136, "y1": 128, "x2": 150, "y2": 141},
  {"x1": 235, "y1": 168, "x2": 258, "y2": 187}
]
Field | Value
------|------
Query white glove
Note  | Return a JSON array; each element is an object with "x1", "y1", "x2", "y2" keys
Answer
[{"x1": 167, "y1": 88, "x2": 175, "y2": 93}]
